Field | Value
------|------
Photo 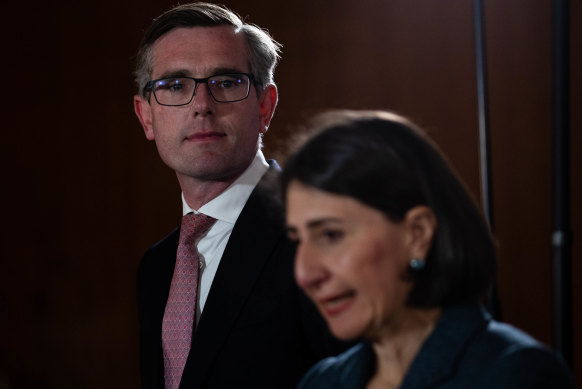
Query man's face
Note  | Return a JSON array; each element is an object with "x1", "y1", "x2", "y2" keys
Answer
[{"x1": 134, "y1": 25, "x2": 277, "y2": 184}]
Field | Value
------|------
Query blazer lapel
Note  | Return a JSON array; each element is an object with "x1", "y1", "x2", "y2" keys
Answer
[
  {"x1": 180, "y1": 168, "x2": 285, "y2": 387},
  {"x1": 400, "y1": 303, "x2": 490, "y2": 388}
]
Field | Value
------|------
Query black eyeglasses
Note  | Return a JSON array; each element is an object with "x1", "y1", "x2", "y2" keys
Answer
[{"x1": 144, "y1": 73, "x2": 253, "y2": 106}]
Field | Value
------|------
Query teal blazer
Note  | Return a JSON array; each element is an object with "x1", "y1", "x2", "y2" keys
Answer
[{"x1": 298, "y1": 303, "x2": 575, "y2": 389}]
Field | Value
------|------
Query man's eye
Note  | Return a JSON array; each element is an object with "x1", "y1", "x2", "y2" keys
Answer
[
  {"x1": 156, "y1": 79, "x2": 185, "y2": 92},
  {"x1": 169, "y1": 84, "x2": 184, "y2": 92},
  {"x1": 217, "y1": 80, "x2": 237, "y2": 89}
]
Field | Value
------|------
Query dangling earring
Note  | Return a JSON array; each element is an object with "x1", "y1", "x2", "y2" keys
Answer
[{"x1": 409, "y1": 258, "x2": 425, "y2": 271}]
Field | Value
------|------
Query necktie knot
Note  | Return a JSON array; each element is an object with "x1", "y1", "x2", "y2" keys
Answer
[{"x1": 180, "y1": 213, "x2": 216, "y2": 245}]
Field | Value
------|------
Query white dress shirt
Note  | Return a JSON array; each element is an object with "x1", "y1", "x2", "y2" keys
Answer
[{"x1": 181, "y1": 150, "x2": 269, "y2": 316}]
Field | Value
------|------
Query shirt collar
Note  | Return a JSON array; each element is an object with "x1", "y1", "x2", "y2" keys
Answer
[{"x1": 181, "y1": 150, "x2": 269, "y2": 223}]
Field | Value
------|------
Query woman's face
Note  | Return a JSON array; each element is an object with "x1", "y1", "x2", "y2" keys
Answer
[{"x1": 286, "y1": 180, "x2": 430, "y2": 341}]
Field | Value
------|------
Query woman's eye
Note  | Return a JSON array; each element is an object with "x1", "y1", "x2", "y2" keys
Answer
[
  {"x1": 286, "y1": 227, "x2": 300, "y2": 243},
  {"x1": 320, "y1": 229, "x2": 344, "y2": 243},
  {"x1": 286, "y1": 232, "x2": 299, "y2": 243}
]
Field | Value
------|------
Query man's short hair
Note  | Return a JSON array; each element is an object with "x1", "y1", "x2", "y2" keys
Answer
[{"x1": 134, "y1": 2, "x2": 281, "y2": 97}]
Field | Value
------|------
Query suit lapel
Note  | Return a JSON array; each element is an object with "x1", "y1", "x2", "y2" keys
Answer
[
  {"x1": 180, "y1": 168, "x2": 284, "y2": 388},
  {"x1": 139, "y1": 228, "x2": 180, "y2": 388},
  {"x1": 152, "y1": 229, "x2": 180, "y2": 328}
]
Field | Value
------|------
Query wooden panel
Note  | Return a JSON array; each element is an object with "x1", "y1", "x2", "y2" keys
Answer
[{"x1": 0, "y1": 0, "x2": 579, "y2": 387}]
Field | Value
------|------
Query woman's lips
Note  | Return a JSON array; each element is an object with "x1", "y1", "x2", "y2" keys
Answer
[{"x1": 318, "y1": 291, "x2": 356, "y2": 316}]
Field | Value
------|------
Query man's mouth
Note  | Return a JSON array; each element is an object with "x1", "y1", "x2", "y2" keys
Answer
[{"x1": 186, "y1": 131, "x2": 226, "y2": 141}]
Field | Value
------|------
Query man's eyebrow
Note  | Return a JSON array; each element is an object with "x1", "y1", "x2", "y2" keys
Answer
[
  {"x1": 157, "y1": 69, "x2": 191, "y2": 80},
  {"x1": 211, "y1": 67, "x2": 246, "y2": 75},
  {"x1": 156, "y1": 67, "x2": 248, "y2": 80}
]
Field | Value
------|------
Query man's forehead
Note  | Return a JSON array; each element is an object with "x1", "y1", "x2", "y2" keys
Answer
[
  {"x1": 150, "y1": 25, "x2": 249, "y2": 77},
  {"x1": 152, "y1": 25, "x2": 244, "y2": 54}
]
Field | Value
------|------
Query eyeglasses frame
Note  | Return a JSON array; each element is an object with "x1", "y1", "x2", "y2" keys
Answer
[{"x1": 143, "y1": 72, "x2": 255, "y2": 106}]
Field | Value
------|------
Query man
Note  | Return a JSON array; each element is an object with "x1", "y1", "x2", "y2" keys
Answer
[{"x1": 133, "y1": 3, "x2": 344, "y2": 389}]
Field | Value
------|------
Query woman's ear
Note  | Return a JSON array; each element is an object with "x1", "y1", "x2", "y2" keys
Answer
[{"x1": 404, "y1": 205, "x2": 437, "y2": 260}]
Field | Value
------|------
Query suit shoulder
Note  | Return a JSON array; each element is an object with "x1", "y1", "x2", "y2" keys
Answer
[
  {"x1": 466, "y1": 322, "x2": 575, "y2": 388},
  {"x1": 138, "y1": 227, "x2": 179, "y2": 273},
  {"x1": 479, "y1": 320, "x2": 542, "y2": 349},
  {"x1": 142, "y1": 227, "x2": 179, "y2": 256}
]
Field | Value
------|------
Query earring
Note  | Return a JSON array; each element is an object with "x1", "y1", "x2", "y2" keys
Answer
[{"x1": 409, "y1": 258, "x2": 426, "y2": 271}]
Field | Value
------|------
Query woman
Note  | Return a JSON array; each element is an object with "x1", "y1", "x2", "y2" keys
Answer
[{"x1": 282, "y1": 111, "x2": 574, "y2": 389}]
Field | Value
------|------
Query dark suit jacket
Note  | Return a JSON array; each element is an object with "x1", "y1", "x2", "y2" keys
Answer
[
  {"x1": 137, "y1": 164, "x2": 345, "y2": 389},
  {"x1": 298, "y1": 303, "x2": 575, "y2": 389}
]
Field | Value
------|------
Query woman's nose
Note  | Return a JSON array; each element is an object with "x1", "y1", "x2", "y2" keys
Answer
[{"x1": 294, "y1": 242, "x2": 328, "y2": 291}]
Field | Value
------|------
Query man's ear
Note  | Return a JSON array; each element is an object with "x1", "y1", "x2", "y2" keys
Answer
[
  {"x1": 404, "y1": 205, "x2": 437, "y2": 260},
  {"x1": 258, "y1": 84, "x2": 278, "y2": 134},
  {"x1": 134, "y1": 94, "x2": 155, "y2": 140}
]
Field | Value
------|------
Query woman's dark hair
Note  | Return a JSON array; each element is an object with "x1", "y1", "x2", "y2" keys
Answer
[{"x1": 281, "y1": 110, "x2": 496, "y2": 308}]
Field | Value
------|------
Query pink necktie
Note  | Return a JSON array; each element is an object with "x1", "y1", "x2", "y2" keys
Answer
[{"x1": 162, "y1": 213, "x2": 216, "y2": 389}]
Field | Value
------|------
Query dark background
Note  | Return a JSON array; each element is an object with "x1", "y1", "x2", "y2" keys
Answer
[{"x1": 1, "y1": 0, "x2": 580, "y2": 387}]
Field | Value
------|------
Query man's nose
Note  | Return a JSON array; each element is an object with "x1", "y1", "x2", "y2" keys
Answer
[{"x1": 191, "y1": 82, "x2": 215, "y2": 115}]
